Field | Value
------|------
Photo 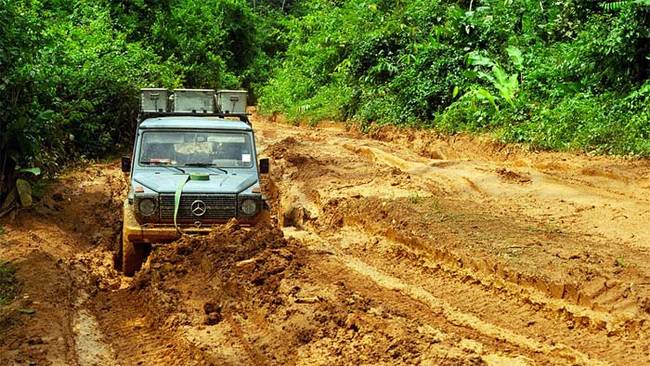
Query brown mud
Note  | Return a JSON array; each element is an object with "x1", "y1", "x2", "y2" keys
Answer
[{"x1": 0, "y1": 114, "x2": 649, "y2": 365}]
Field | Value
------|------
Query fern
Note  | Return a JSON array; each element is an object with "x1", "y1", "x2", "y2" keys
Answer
[
  {"x1": 467, "y1": 48, "x2": 523, "y2": 108},
  {"x1": 602, "y1": 0, "x2": 650, "y2": 10}
]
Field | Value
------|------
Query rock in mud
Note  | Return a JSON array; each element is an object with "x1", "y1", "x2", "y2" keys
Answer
[
  {"x1": 203, "y1": 302, "x2": 222, "y2": 315},
  {"x1": 205, "y1": 312, "x2": 222, "y2": 325}
]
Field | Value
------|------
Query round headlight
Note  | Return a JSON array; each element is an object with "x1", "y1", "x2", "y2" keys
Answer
[
  {"x1": 138, "y1": 198, "x2": 156, "y2": 216},
  {"x1": 241, "y1": 199, "x2": 257, "y2": 216}
]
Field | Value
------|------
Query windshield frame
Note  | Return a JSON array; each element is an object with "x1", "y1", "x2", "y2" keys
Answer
[{"x1": 136, "y1": 129, "x2": 256, "y2": 169}]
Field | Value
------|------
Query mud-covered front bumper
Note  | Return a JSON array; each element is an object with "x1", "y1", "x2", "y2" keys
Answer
[{"x1": 122, "y1": 200, "x2": 264, "y2": 243}]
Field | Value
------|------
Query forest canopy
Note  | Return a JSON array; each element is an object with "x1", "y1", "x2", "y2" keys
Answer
[{"x1": 1, "y1": 0, "x2": 649, "y2": 203}]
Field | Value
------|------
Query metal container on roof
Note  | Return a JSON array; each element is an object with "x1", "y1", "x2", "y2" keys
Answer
[
  {"x1": 173, "y1": 89, "x2": 215, "y2": 113},
  {"x1": 216, "y1": 89, "x2": 248, "y2": 114},
  {"x1": 138, "y1": 88, "x2": 252, "y2": 126},
  {"x1": 141, "y1": 88, "x2": 169, "y2": 113}
]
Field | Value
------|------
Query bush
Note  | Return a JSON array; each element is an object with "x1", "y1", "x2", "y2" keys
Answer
[
  {"x1": 259, "y1": 0, "x2": 650, "y2": 156},
  {"x1": 0, "y1": 0, "x2": 272, "y2": 206}
]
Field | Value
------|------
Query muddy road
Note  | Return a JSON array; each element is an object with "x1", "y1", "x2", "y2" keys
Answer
[{"x1": 1, "y1": 114, "x2": 649, "y2": 365}]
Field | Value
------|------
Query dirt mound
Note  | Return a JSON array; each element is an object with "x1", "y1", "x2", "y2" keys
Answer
[
  {"x1": 132, "y1": 219, "x2": 293, "y2": 319},
  {"x1": 111, "y1": 219, "x2": 313, "y2": 363},
  {"x1": 267, "y1": 138, "x2": 336, "y2": 182},
  {"x1": 495, "y1": 168, "x2": 532, "y2": 184},
  {"x1": 265, "y1": 136, "x2": 299, "y2": 160},
  {"x1": 103, "y1": 218, "x2": 485, "y2": 365}
]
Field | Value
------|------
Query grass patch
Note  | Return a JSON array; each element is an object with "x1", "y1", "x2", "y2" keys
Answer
[
  {"x1": 0, "y1": 262, "x2": 18, "y2": 306},
  {"x1": 408, "y1": 192, "x2": 423, "y2": 204},
  {"x1": 614, "y1": 257, "x2": 627, "y2": 268}
]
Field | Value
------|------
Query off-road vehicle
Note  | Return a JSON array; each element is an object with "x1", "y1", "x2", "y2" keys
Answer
[{"x1": 118, "y1": 88, "x2": 269, "y2": 275}]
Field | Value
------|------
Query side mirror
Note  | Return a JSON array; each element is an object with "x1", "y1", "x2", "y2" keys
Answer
[
  {"x1": 259, "y1": 158, "x2": 270, "y2": 174},
  {"x1": 121, "y1": 156, "x2": 131, "y2": 173}
]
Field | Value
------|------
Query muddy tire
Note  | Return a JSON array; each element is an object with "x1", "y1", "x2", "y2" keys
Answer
[
  {"x1": 255, "y1": 209, "x2": 272, "y2": 226},
  {"x1": 122, "y1": 235, "x2": 151, "y2": 277}
]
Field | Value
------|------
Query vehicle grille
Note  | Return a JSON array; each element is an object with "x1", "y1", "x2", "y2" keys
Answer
[{"x1": 160, "y1": 194, "x2": 237, "y2": 223}]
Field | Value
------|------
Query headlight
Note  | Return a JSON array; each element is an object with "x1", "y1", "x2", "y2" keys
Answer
[
  {"x1": 240, "y1": 199, "x2": 257, "y2": 216},
  {"x1": 138, "y1": 198, "x2": 157, "y2": 216}
]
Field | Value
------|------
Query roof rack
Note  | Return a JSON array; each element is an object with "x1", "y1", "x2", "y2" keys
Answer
[
  {"x1": 139, "y1": 88, "x2": 251, "y2": 126},
  {"x1": 137, "y1": 111, "x2": 252, "y2": 126}
]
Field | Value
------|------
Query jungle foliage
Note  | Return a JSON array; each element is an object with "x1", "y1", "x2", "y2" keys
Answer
[
  {"x1": 0, "y1": 0, "x2": 649, "y2": 207},
  {"x1": 259, "y1": 0, "x2": 650, "y2": 155},
  {"x1": 0, "y1": 0, "x2": 277, "y2": 206}
]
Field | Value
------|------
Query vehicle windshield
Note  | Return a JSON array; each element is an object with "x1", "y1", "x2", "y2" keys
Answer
[{"x1": 139, "y1": 131, "x2": 253, "y2": 168}]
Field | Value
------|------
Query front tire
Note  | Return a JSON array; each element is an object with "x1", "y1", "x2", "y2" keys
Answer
[{"x1": 122, "y1": 234, "x2": 151, "y2": 277}]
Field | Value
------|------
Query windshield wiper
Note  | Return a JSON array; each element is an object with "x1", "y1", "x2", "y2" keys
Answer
[
  {"x1": 141, "y1": 161, "x2": 185, "y2": 174},
  {"x1": 184, "y1": 163, "x2": 228, "y2": 174},
  {"x1": 164, "y1": 166, "x2": 186, "y2": 174}
]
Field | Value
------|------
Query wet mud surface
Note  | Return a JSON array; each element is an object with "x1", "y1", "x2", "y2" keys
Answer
[{"x1": 1, "y1": 115, "x2": 649, "y2": 365}]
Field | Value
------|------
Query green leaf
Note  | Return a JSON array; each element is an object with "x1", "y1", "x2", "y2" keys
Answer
[
  {"x1": 477, "y1": 71, "x2": 496, "y2": 85},
  {"x1": 506, "y1": 46, "x2": 523, "y2": 70},
  {"x1": 467, "y1": 52, "x2": 495, "y2": 68},
  {"x1": 16, "y1": 179, "x2": 33, "y2": 207},
  {"x1": 474, "y1": 87, "x2": 499, "y2": 111},
  {"x1": 452, "y1": 86, "x2": 460, "y2": 98},
  {"x1": 17, "y1": 167, "x2": 41, "y2": 176},
  {"x1": 492, "y1": 66, "x2": 508, "y2": 84}
]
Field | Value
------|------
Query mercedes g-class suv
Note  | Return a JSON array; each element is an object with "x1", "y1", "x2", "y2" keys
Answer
[{"x1": 118, "y1": 88, "x2": 269, "y2": 275}]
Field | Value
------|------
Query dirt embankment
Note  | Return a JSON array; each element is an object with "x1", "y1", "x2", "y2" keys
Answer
[
  {"x1": 256, "y1": 117, "x2": 650, "y2": 364},
  {"x1": 0, "y1": 163, "x2": 125, "y2": 365},
  {"x1": 1, "y1": 114, "x2": 649, "y2": 365}
]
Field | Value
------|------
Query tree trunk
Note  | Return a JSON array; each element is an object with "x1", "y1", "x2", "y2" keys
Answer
[{"x1": 0, "y1": 148, "x2": 17, "y2": 216}]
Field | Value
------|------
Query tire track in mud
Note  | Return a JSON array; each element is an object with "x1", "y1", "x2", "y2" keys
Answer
[
  {"x1": 287, "y1": 227, "x2": 635, "y2": 365},
  {"x1": 295, "y1": 249, "x2": 543, "y2": 365},
  {"x1": 341, "y1": 256, "x2": 603, "y2": 365},
  {"x1": 224, "y1": 313, "x2": 270, "y2": 365},
  {"x1": 256, "y1": 118, "x2": 650, "y2": 364},
  {"x1": 73, "y1": 309, "x2": 117, "y2": 365},
  {"x1": 90, "y1": 291, "x2": 212, "y2": 366}
]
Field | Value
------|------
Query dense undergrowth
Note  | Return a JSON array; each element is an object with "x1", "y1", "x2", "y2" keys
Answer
[
  {"x1": 258, "y1": 0, "x2": 650, "y2": 156},
  {"x1": 0, "y1": 0, "x2": 282, "y2": 203},
  {"x1": 1, "y1": 0, "x2": 649, "y2": 206}
]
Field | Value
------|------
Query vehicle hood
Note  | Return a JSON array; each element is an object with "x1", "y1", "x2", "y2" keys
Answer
[{"x1": 132, "y1": 170, "x2": 257, "y2": 194}]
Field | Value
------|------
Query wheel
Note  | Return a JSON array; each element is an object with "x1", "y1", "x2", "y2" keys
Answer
[
  {"x1": 121, "y1": 234, "x2": 151, "y2": 277},
  {"x1": 255, "y1": 209, "x2": 272, "y2": 226}
]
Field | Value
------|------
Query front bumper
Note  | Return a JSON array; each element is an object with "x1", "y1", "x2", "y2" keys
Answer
[{"x1": 123, "y1": 200, "x2": 264, "y2": 243}]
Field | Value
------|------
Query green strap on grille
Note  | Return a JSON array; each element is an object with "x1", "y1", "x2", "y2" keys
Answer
[{"x1": 173, "y1": 172, "x2": 210, "y2": 233}]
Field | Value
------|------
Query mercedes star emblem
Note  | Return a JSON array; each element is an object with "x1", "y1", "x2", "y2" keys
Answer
[{"x1": 191, "y1": 200, "x2": 207, "y2": 217}]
